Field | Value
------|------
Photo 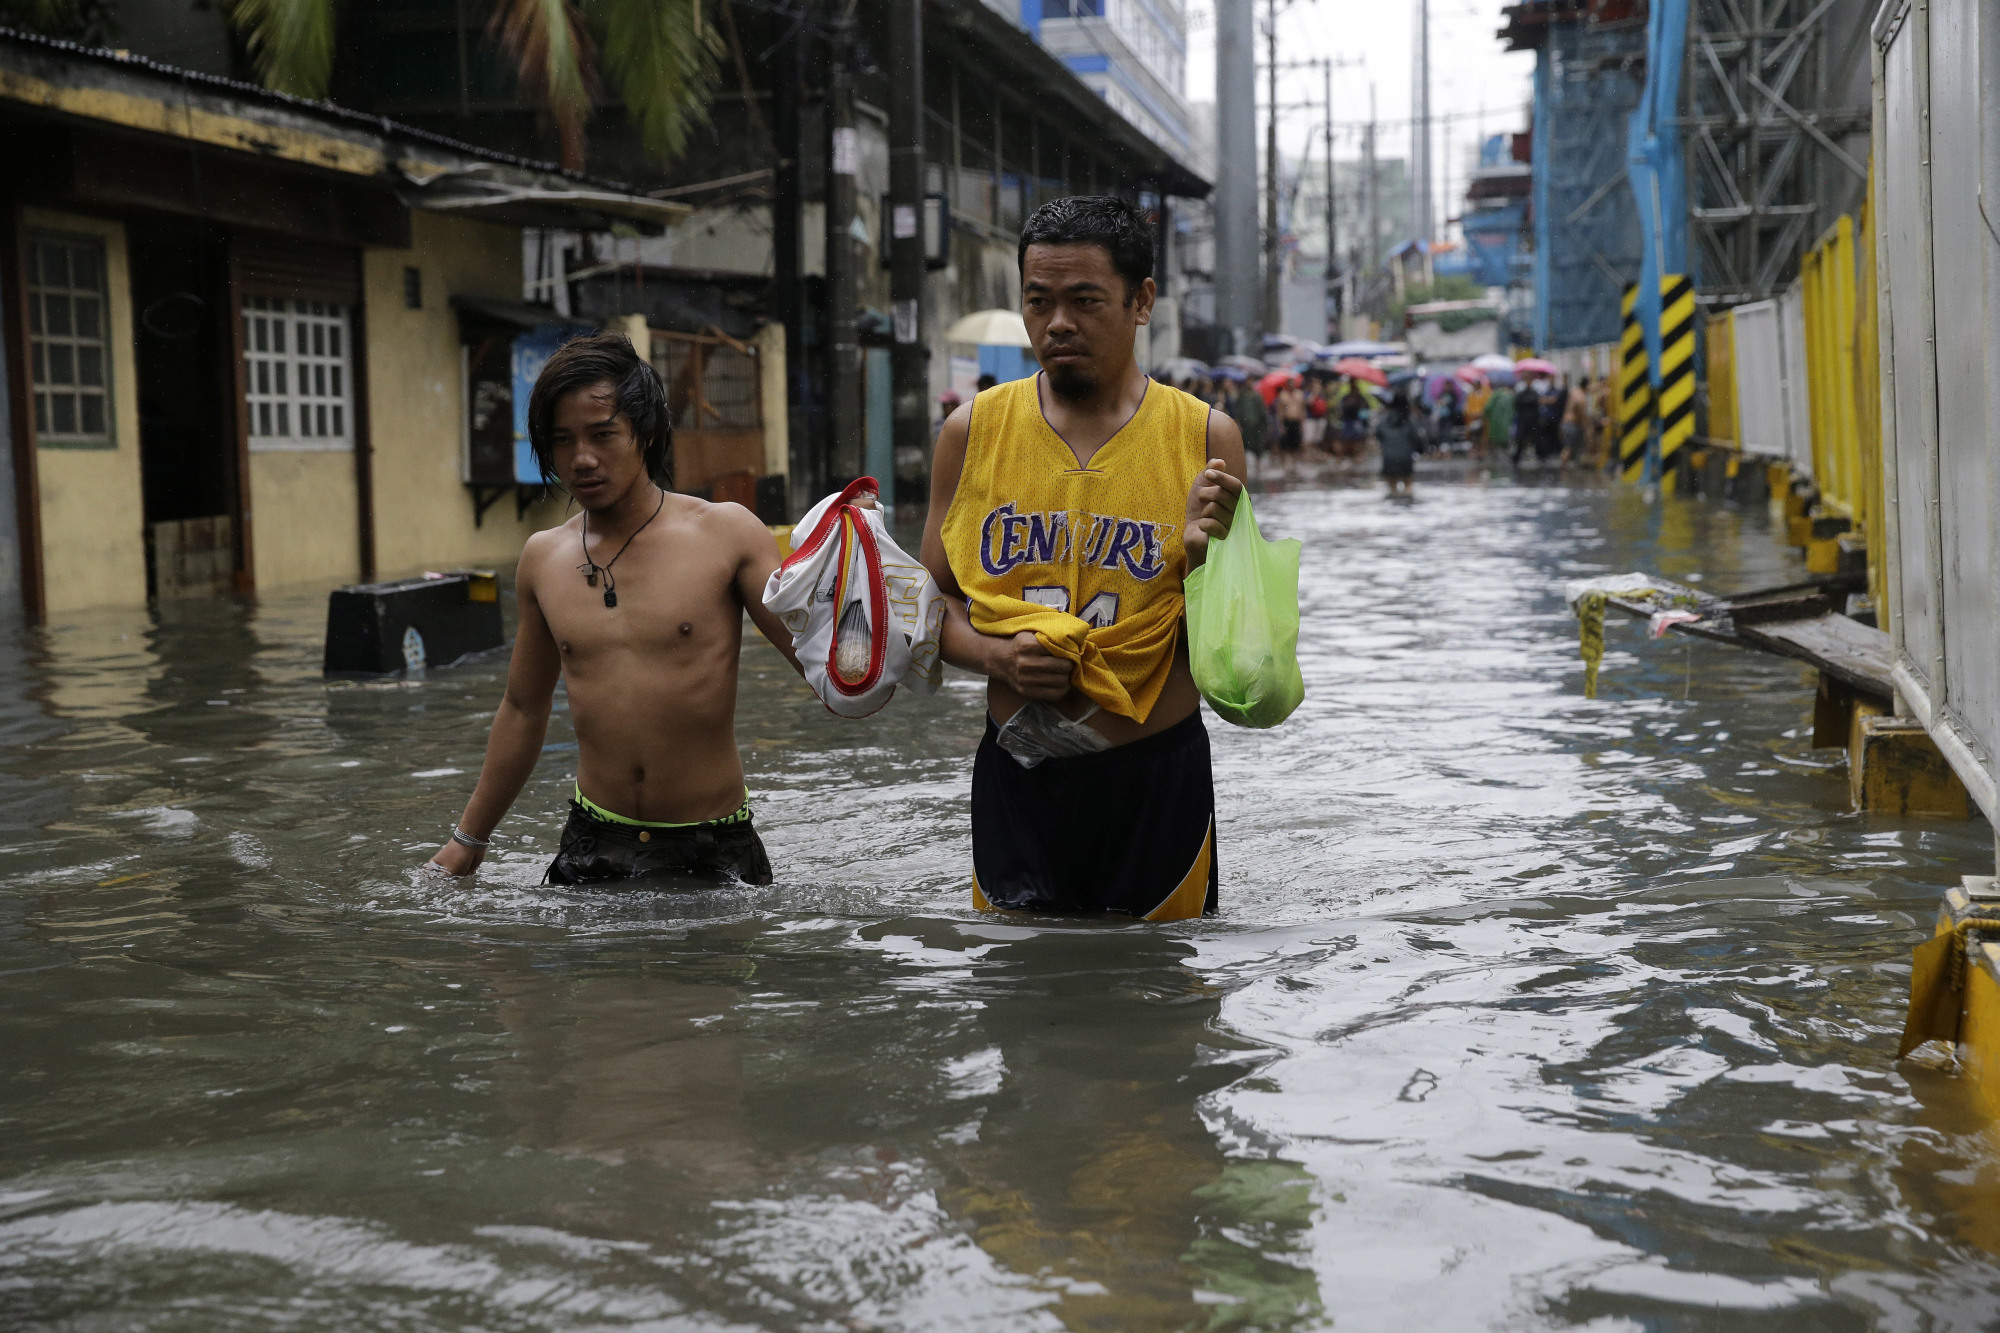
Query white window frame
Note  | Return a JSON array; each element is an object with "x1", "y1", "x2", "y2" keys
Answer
[
  {"x1": 27, "y1": 232, "x2": 114, "y2": 448},
  {"x1": 243, "y1": 296, "x2": 354, "y2": 453}
]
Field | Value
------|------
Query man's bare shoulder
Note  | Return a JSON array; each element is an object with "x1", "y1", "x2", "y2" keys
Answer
[
  {"x1": 676, "y1": 495, "x2": 773, "y2": 546},
  {"x1": 519, "y1": 517, "x2": 582, "y2": 573}
]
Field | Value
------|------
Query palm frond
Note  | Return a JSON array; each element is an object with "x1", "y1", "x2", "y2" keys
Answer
[
  {"x1": 224, "y1": 0, "x2": 338, "y2": 100},
  {"x1": 490, "y1": 0, "x2": 596, "y2": 169},
  {"x1": 592, "y1": 0, "x2": 723, "y2": 165}
]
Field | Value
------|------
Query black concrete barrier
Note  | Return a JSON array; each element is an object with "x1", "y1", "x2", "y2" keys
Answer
[{"x1": 323, "y1": 571, "x2": 502, "y2": 676}]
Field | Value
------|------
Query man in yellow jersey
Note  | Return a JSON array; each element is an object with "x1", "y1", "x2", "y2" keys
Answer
[{"x1": 920, "y1": 196, "x2": 1247, "y2": 921}]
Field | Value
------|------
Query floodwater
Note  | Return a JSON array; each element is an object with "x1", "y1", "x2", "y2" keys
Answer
[{"x1": 3, "y1": 472, "x2": 1999, "y2": 1331}]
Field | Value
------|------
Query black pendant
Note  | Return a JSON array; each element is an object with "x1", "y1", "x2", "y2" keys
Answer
[{"x1": 604, "y1": 590, "x2": 618, "y2": 608}]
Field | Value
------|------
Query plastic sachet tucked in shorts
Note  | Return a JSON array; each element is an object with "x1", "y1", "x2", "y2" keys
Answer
[
  {"x1": 993, "y1": 702, "x2": 1112, "y2": 768},
  {"x1": 762, "y1": 479, "x2": 946, "y2": 718}
]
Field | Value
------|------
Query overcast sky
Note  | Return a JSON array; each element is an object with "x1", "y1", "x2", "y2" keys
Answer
[{"x1": 1185, "y1": 0, "x2": 1536, "y2": 216}]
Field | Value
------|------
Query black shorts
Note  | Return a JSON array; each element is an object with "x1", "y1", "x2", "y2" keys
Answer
[
  {"x1": 971, "y1": 709, "x2": 1218, "y2": 920},
  {"x1": 545, "y1": 800, "x2": 773, "y2": 886},
  {"x1": 1279, "y1": 420, "x2": 1304, "y2": 452}
]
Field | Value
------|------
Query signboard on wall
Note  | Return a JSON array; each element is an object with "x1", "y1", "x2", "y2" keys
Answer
[{"x1": 511, "y1": 324, "x2": 578, "y2": 485}]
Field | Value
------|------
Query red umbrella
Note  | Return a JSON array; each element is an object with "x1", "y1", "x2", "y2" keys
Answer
[
  {"x1": 1514, "y1": 357, "x2": 1559, "y2": 377},
  {"x1": 1333, "y1": 357, "x2": 1388, "y2": 387},
  {"x1": 1258, "y1": 369, "x2": 1300, "y2": 406},
  {"x1": 1454, "y1": 364, "x2": 1488, "y2": 385}
]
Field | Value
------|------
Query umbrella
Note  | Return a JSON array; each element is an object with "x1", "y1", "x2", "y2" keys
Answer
[
  {"x1": 1220, "y1": 354, "x2": 1268, "y2": 374},
  {"x1": 1454, "y1": 364, "x2": 1488, "y2": 385},
  {"x1": 1333, "y1": 357, "x2": 1388, "y2": 387},
  {"x1": 1471, "y1": 353, "x2": 1515, "y2": 372},
  {"x1": 1514, "y1": 356, "x2": 1559, "y2": 377},
  {"x1": 1386, "y1": 368, "x2": 1422, "y2": 385},
  {"x1": 1326, "y1": 339, "x2": 1403, "y2": 359},
  {"x1": 1154, "y1": 357, "x2": 1211, "y2": 382},
  {"x1": 943, "y1": 308, "x2": 1031, "y2": 347},
  {"x1": 1258, "y1": 369, "x2": 1301, "y2": 405}
]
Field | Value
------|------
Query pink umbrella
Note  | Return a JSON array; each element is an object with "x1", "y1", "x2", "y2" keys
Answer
[
  {"x1": 1514, "y1": 357, "x2": 1559, "y2": 377},
  {"x1": 1333, "y1": 357, "x2": 1389, "y2": 387},
  {"x1": 1258, "y1": 369, "x2": 1301, "y2": 406},
  {"x1": 1454, "y1": 364, "x2": 1488, "y2": 385}
]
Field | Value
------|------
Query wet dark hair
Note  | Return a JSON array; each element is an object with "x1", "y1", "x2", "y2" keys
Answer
[
  {"x1": 526, "y1": 332, "x2": 671, "y2": 488},
  {"x1": 1017, "y1": 195, "x2": 1154, "y2": 299}
]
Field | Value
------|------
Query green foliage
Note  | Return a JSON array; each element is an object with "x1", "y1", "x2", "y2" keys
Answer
[
  {"x1": 0, "y1": 0, "x2": 117, "y2": 47},
  {"x1": 224, "y1": 0, "x2": 336, "y2": 99},
  {"x1": 12, "y1": 0, "x2": 722, "y2": 169},
  {"x1": 1392, "y1": 275, "x2": 1494, "y2": 333},
  {"x1": 489, "y1": 0, "x2": 596, "y2": 165},
  {"x1": 593, "y1": 0, "x2": 722, "y2": 164}
]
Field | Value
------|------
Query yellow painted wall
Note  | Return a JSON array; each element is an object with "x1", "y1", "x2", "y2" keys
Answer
[
  {"x1": 361, "y1": 212, "x2": 566, "y2": 582},
  {"x1": 248, "y1": 450, "x2": 360, "y2": 588},
  {"x1": 23, "y1": 208, "x2": 148, "y2": 613}
]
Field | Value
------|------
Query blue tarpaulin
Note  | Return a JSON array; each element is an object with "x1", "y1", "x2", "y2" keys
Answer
[{"x1": 1626, "y1": 0, "x2": 1690, "y2": 383}]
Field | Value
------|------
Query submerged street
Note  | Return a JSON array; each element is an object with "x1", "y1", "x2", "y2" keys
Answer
[{"x1": 3, "y1": 473, "x2": 1997, "y2": 1329}]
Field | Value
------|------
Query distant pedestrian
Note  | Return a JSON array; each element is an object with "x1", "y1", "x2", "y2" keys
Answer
[
  {"x1": 1511, "y1": 380, "x2": 1539, "y2": 466},
  {"x1": 1561, "y1": 376, "x2": 1589, "y2": 466},
  {"x1": 1227, "y1": 377, "x2": 1269, "y2": 472},
  {"x1": 1534, "y1": 378, "x2": 1565, "y2": 463},
  {"x1": 1483, "y1": 380, "x2": 1514, "y2": 457},
  {"x1": 1376, "y1": 388, "x2": 1424, "y2": 496},
  {"x1": 1462, "y1": 380, "x2": 1491, "y2": 457},
  {"x1": 1338, "y1": 381, "x2": 1369, "y2": 462},
  {"x1": 1304, "y1": 380, "x2": 1329, "y2": 453},
  {"x1": 1274, "y1": 379, "x2": 1307, "y2": 471}
]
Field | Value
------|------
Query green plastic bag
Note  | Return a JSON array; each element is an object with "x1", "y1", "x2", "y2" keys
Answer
[{"x1": 1185, "y1": 492, "x2": 1304, "y2": 728}]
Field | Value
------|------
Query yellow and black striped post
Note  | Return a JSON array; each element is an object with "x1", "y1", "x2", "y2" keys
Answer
[
  {"x1": 1656, "y1": 274, "x2": 1697, "y2": 493},
  {"x1": 1617, "y1": 283, "x2": 1650, "y2": 481}
]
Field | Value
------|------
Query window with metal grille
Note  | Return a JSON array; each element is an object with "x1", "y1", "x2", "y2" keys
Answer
[
  {"x1": 243, "y1": 296, "x2": 352, "y2": 451},
  {"x1": 28, "y1": 234, "x2": 112, "y2": 446},
  {"x1": 650, "y1": 334, "x2": 761, "y2": 432}
]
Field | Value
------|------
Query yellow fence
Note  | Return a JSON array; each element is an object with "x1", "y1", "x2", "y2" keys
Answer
[
  {"x1": 1798, "y1": 206, "x2": 1886, "y2": 617},
  {"x1": 1705, "y1": 311, "x2": 1736, "y2": 447},
  {"x1": 1700, "y1": 183, "x2": 1886, "y2": 621}
]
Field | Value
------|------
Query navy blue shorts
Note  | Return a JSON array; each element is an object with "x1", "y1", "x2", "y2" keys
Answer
[{"x1": 971, "y1": 709, "x2": 1218, "y2": 920}]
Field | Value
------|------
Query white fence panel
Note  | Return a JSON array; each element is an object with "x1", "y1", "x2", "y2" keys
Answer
[
  {"x1": 1874, "y1": 0, "x2": 2000, "y2": 821},
  {"x1": 1730, "y1": 300, "x2": 1787, "y2": 456},
  {"x1": 1776, "y1": 287, "x2": 1814, "y2": 475},
  {"x1": 1926, "y1": 0, "x2": 2000, "y2": 790}
]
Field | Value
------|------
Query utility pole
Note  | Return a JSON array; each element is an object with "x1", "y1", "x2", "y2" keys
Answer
[
  {"x1": 1262, "y1": 0, "x2": 1282, "y2": 342},
  {"x1": 1365, "y1": 83, "x2": 1378, "y2": 281},
  {"x1": 824, "y1": 3, "x2": 861, "y2": 485},
  {"x1": 886, "y1": 0, "x2": 925, "y2": 495},
  {"x1": 772, "y1": 1, "x2": 807, "y2": 497},
  {"x1": 1323, "y1": 59, "x2": 1336, "y2": 337},
  {"x1": 1214, "y1": 0, "x2": 1258, "y2": 356},
  {"x1": 1411, "y1": 0, "x2": 1430, "y2": 242}
]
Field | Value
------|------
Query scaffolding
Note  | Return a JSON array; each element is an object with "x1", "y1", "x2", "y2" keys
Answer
[
  {"x1": 1505, "y1": 1, "x2": 1649, "y2": 350},
  {"x1": 1683, "y1": 0, "x2": 1872, "y2": 307}
]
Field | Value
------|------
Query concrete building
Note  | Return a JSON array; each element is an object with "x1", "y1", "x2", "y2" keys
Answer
[
  {"x1": 1014, "y1": 0, "x2": 1195, "y2": 165},
  {"x1": 0, "y1": 30, "x2": 679, "y2": 619}
]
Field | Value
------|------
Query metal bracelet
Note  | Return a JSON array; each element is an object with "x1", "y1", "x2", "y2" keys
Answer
[{"x1": 450, "y1": 826, "x2": 491, "y2": 850}]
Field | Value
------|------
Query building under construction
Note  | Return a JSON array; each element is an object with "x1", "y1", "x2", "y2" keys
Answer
[{"x1": 1499, "y1": 0, "x2": 1870, "y2": 353}]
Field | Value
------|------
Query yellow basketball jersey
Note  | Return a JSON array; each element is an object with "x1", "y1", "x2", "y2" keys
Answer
[{"x1": 941, "y1": 374, "x2": 1212, "y2": 722}]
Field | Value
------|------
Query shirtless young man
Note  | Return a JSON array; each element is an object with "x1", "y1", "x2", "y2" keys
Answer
[
  {"x1": 920, "y1": 196, "x2": 1247, "y2": 921},
  {"x1": 427, "y1": 333, "x2": 802, "y2": 885}
]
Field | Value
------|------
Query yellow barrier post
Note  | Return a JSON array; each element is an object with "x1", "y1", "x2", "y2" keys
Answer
[
  {"x1": 1656, "y1": 274, "x2": 1697, "y2": 493},
  {"x1": 1618, "y1": 283, "x2": 1650, "y2": 482}
]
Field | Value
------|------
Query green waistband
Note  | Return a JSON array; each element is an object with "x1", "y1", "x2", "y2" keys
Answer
[{"x1": 573, "y1": 784, "x2": 752, "y2": 829}]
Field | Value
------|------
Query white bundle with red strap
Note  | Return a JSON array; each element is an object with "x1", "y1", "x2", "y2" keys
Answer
[{"x1": 763, "y1": 478, "x2": 946, "y2": 718}]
